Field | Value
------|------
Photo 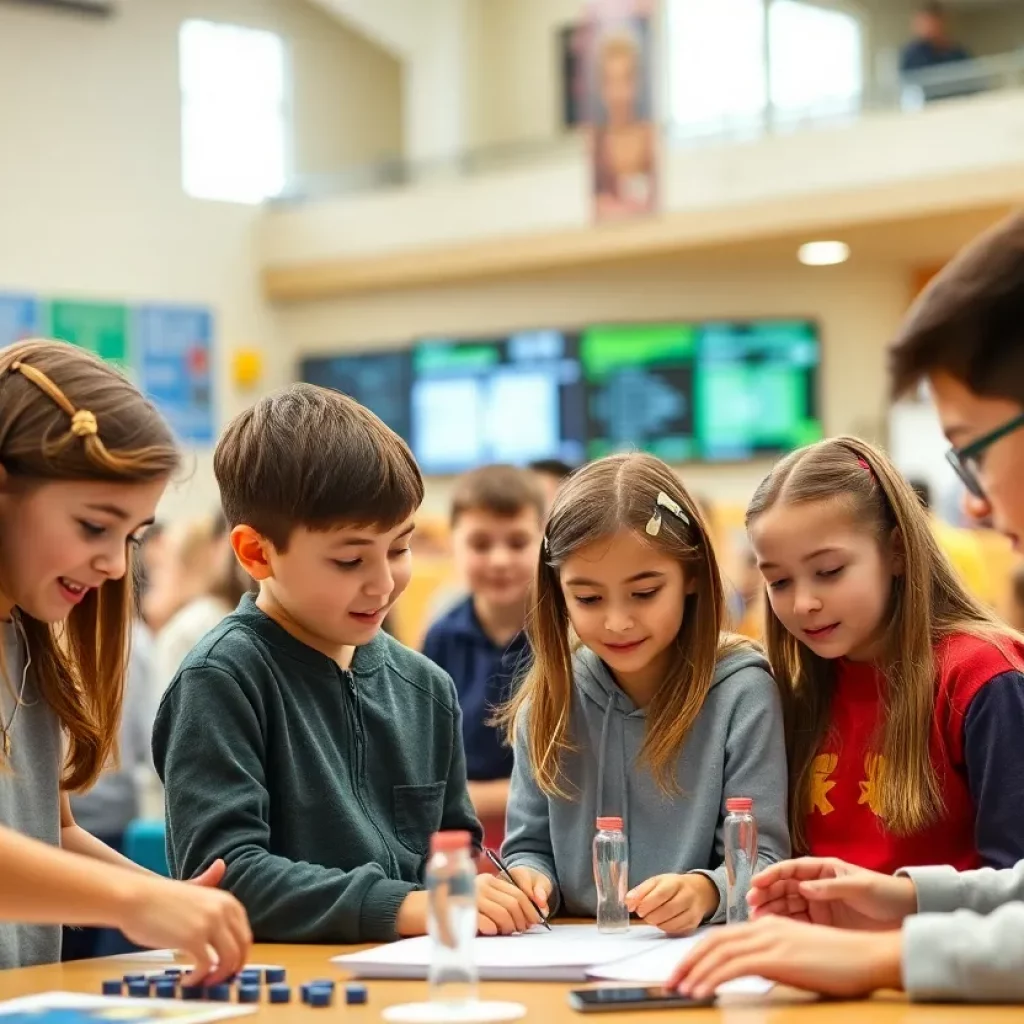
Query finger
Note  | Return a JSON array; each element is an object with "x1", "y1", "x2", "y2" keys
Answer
[
  {"x1": 477, "y1": 913, "x2": 498, "y2": 937},
  {"x1": 190, "y1": 859, "x2": 226, "y2": 888},
  {"x1": 751, "y1": 858, "x2": 836, "y2": 889},
  {"x1": 205, "y1": 926, "x2": 242, "y2": 985},
  {"x1": 625, "y1": 876, "x2": 661, "y2": 912},
  {"x1": 800, "y1": 877, "x2": 859, "y2": 902},
  {"x1": 488, "y1": 878, "x2": 537, "y2": 928},
  {"x1": 534, "y1": 878, "x2": 553, "y2": 911},
  {"x1": 483, "y1": 883, "x2": 530, "y2": 933},
  {"x1": 667, "y1": 928, "x2": 736, "y2": 988},
  {"x1": 679, "y1": 930, "x2": 768, "y2": 996},
  {"x1": 479, "y1": 897, "x2": 517, "y2": 936},
  {"x1": 747, "y1": 878, "x2": 799, "y2": 906},
  {"x1": 690, "y1": 952, "x2": 776, "y2": 1000},
  {"x1": 182, "y1": 943, "x2": 215, "y2": 987},
  {"x1": 751, "y1": 892, "x2": 810, "y2": 918},
  {"x1": 636, "y1": 879, "x2": 678, "y2": 919},
  {"x1": 651, "y1": 908, "x2": 702, "y2": 936},
  {"x1": 644, "y1": 890, "x2": 697, "y2": 928}
]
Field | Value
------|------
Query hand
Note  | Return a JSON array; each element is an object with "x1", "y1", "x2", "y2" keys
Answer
[
  {"x1": 626, "y1": 874, "x2": 719, "y2": 935},
  {"x1": 507, "y1": 867, "x2": 554, "y2": 918},
  {"x1": 115, "y1": 873, "x2": 251, "y2": 984},
  {"x1": 476, "y1": 874, "x2": 544, "y2": 936},
  {"x1": 669, "y1": 916, "x2": 904, "y2": 999},
  {"x1": 188, "y1": 859, "x2": 226, "y2": 889},
  {"x1": 749, "y1": 858, "x2": 917, "y2": 930}
]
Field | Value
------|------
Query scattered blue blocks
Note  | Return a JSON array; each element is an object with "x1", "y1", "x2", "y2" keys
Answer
[
  {"x1": 127, "y1": 982, "x2": 149, "y2": 998},
  {"x1": 122, "y1": 974, "x2": 145, "y2": 984},
  {"x1": 102, "y1": 981, "x2": 123, "y2": 997},
  {"x1": 269, "y1": 985, "x2": 291, "y2": 1005},
  {"x1": 239, "y1": 969, "x2": 261, "y2": 986},
  {"x1": 309, "y1": 988, "x2": 333, "y2": 1008},
  {"x1": 238, "y1": 985, "x2": 260, "y2": 1004},
  {"x1": 181, "y1": 986, "x2": 204, "y2": 1001},
  {"x1": 345, "y1": 984, "x2": 368, "y2": 1006},
  {"x1": 154, "y1": 981, "x2": 176, "y2": 999},
  {"x1": 265, "y1": 968, "x2": 286, "y2": 984},
  {"x1": 207, "y1": 984, "x2": 231, "y2": 1002}
]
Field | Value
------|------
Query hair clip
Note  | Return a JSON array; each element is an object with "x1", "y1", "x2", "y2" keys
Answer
[
  {"x1": 542, "y1": 535, "x2": 550, "y2": 554},
  {"x1": 645, "y1": 492, "x2": 690, "y2": 537},
  {"x1": 856, "y1": 456, "x2": 877, "y2": 482}
]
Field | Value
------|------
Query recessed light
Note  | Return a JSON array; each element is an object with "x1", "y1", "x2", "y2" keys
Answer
[{"x1": 798, "y1": 241, "x2": 850, "y2": 267}]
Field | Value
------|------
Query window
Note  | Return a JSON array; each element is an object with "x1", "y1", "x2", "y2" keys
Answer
[
  {"x1": 179, "y1": 20, "x2": 288, "y2": 204},
  {"x1": 666, "y1": 0, "x2": 864, "y2": 136},
  {"x1": 667, "y1": 0, "x2": 767, "y2": 137},
  {"x1": 768, "y1": 1, "x2": 863, "y2": 122}
]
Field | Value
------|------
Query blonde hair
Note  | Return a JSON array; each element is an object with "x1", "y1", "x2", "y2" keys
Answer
[
  {"x1": 746, "y1": 436, "x2": 1013, "y2": 851},
  {"x1": 0, "y1": 340, "x2": 179, "y2": 790},
  {"x1": 501, "y1": 452, "x2": 749, "y2": 799}
]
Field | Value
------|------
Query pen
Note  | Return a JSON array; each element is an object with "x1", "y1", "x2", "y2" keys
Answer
[{"x1": 483, "y1": 848, "x2": 552, "y2": 931}]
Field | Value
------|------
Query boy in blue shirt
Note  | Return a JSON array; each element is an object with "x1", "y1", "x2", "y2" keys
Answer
[
  {"x1": 423, "y1": 466, "x2": 544, "y2": 851},
  {"x1": 154, "y1": 386, "x2": 542, "y2": 942}
]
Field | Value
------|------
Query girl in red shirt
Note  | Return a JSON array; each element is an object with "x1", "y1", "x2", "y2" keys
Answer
[{"x1": 747, "y1": 436, "x2": 1024, "y2": 873}]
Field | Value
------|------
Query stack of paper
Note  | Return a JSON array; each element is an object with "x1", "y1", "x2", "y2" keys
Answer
[
  {"x1": 333, "y1": 924, "x2": 670, "y2": 982},
  {"x1": 333, "y1": 923, "x2": 772, "y2": 993}
]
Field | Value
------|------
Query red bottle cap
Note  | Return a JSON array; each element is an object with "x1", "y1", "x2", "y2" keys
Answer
[
  {"x1": 430, "y1": 830, "x2": 471, "y2": 854},
  {"x1": 726, "y1": 798, "x2": 753, "y2": 813},
  {"x1": 596, "y1": 816, "x2": 624, "y2": 831}
]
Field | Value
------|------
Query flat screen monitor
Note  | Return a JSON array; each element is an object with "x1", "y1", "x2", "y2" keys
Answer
[
  {"x1": 411, "y1": 331, "x2": 586, "y2": 475},
  {"x1": 299, "y1": 350, "x2": 413, "y2": 442}
]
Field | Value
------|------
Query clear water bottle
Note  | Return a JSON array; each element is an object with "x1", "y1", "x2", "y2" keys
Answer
[
  {"x1": 427, "y1": 831, "x2": 478, "y2": 1007},
  {"x1": 593, "y1": 816, "x2": 629, "y2": 934},
  {"x1": 724, "y1": 797, "x2": 758, "y2": 924}
]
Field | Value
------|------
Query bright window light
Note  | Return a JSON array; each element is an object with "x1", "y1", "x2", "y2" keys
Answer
[
  {"x1": 798, "y1": 240, "x2": 850, "y2": 266},
  {"x1": 179, "y1": 20, "x2": 288, "y2": 204}
]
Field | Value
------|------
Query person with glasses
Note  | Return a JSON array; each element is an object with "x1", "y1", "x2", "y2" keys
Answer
[{"x1": 667, "y1": 210, "x2": 1024, "y2": 1004}]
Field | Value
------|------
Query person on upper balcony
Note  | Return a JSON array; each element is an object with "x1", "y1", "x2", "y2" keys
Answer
[{"x1": 900, "y1": 3, "x2": 975, "y2": 101}]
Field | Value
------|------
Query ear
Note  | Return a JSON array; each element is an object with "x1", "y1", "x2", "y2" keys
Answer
[
  {"x1": 890, "y1": 527, "x2": 906, "y2": 577},
  {"x1": 231, "y1": 525, "x2": 275, "y2": 582}
]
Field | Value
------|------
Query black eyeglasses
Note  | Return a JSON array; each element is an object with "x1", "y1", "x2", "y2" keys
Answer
[{"x1": 946, "y1": 411, "x2": 1024, "y2": 499}]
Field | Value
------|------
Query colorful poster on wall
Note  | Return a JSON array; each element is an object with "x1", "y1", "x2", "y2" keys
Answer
[
  {"x1": 586, "y1": 0, "x2": 658, "y2": 222},
  {"x1": 136, "y1": 304, "x2": 214, "y2": 443},
  {"x1": 50, "y1": 299, "x2": 129, "y2": 368},
  {"x1": 0, "y1": 294, "x2": 41, "y2": 348}
]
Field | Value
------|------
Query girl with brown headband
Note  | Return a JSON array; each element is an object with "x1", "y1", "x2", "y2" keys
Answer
[{"x1": 0, "y1": 339, "x2": 250, "y2": 976}]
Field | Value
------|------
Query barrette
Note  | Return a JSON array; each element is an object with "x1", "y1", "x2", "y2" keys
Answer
[{"x1": 646, "y1": 492, "x2": 690, "y2": 537}]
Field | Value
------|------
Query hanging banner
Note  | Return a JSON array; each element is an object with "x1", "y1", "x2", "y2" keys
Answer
[
  {"x1": 0, "y1": 294, "x2": 41, "y2": 349},
  {"x1": 587, "y1": 0, "x2": 658, "y2": 222},
  {"x1": 136, "y1": 305, "x2": 214, "y2": 444}
]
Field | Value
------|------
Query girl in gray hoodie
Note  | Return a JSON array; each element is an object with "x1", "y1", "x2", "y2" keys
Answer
[{"x1": 500, "y1": 453, "x2": 790, "y2": 934}]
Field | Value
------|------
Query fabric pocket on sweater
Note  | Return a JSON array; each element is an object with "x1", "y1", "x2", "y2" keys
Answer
[{"x1": 393, "y1": 781, "x2": 447, "y2": 856}]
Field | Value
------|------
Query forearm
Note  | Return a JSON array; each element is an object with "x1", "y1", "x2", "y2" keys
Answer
[
  {"x1": 0, "y1": 825, "x2": 138, "y2": 929},
  {"x1": 468, "y1": 779, "x2": 510, "y2": 822},
  {"x1": 61, "y1": 824, "x2": 149, "y2": 874},
  {"x1": 901, "y1": 860, "x2": 1024, "y2": 916}
]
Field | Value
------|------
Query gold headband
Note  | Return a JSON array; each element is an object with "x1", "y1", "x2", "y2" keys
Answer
[{"x1": 10, "y1": 361, "x2": 99, "y2": 439}]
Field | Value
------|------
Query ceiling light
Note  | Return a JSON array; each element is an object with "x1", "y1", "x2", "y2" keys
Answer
[{"x1": 798, "y1": 241, "x2": 850, "y2": 267}]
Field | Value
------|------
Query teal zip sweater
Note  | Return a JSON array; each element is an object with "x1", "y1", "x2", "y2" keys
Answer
[{"x1": 152, "y1": 594, "x2": 482, "y2": 944}]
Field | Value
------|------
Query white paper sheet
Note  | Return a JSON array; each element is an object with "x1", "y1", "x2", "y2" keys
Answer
[
  {"x1": 333, "y1": 924, "x2": 672, "y2": 981},
  {"x1": 586, "y1": 930, "x2": 773, "y2": 995}
]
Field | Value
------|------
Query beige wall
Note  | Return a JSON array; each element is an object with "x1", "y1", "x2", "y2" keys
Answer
[
  {"x1": 280, "y1": 256, "x2": 912, "y2": 516},
  {"x1": 0, "y1": 0, "x2": 401, "y2": 520}
]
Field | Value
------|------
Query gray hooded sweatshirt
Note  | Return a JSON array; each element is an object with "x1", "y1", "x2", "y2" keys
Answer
[
  {"x1": 502, "y1": 646, "x2": 790, "y2": 922},
  {"x1": 899, "y1": 860, "x2": 1024, "y2": 1002}
]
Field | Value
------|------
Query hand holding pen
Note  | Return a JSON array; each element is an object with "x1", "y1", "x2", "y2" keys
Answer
[{"x1": 483, "y1": 849, "x2": 553, "y2": 931}]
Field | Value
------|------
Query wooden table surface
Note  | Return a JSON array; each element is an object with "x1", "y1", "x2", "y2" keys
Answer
[{"x1": 0, "y1": 938, "x2": 1020, "y2": 1023}]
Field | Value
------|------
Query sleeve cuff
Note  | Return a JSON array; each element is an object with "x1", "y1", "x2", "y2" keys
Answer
[
  {"x1": 688, "y1": 868, "x2": 726, "y2": 924},
  {"x1": 358, "y1": 878, "x2": 419, "y2": 943},
  {"x1": 897, "y1": 865, "x2": 963, "y2": 914}
]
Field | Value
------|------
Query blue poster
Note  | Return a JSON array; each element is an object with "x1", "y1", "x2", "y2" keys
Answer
[
  {"x1": 0, "y1": 294, "x2": 41, "y2": 348},
  {"x1": 135, "y1": 305, "x2": 214, "y2": 443}
]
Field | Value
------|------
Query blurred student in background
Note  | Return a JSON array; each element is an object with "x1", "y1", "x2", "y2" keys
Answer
[
  {"x1": 423, "y1": 466, "x2": 544, "y2": 855},
  {"x1": 527, "y1": 458, "x2": 575, "y2": 516}
]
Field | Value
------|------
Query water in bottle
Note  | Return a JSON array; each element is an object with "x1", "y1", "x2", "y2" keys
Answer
[
  {"x1": 426, "y1": 831, "x2": 478, "y2": 1008},
  {"x1": 724, "y1": 797, "x2": 758, "y2": 924},
  {"x1": 593, "y1": 816, "x2": 629, "y2": 934}
]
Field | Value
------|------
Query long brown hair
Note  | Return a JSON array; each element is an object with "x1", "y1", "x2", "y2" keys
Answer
[
  {"x1": 746, "y1": 436, "x2": 1012, "y2": 851},
  {"x1": 501, "y1": 452, "x2": 748, "y2": 799},
  {"x1": 0, "y1": 340, "x2": 179, "y2": 790}
]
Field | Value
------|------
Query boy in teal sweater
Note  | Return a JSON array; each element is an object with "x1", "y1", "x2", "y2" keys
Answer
[{"x1": 153, "y1": 384, "x2": 542, "y2": 943}]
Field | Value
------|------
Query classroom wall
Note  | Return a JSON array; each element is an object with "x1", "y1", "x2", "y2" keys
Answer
[
  {"x1": 0, "y1": 0, "x2": 402, "y2": 521},
  {"x1": 280, "y1": 256, "x2": 911, "y2": 516}
]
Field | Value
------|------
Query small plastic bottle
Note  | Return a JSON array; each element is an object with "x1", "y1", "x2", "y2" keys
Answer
[
  {"x1": 426, "y1": 830, "x2": 478, "y2": 1007},
  {"x1": 724, "y1": 797, "x2": 758, "y2": 925},
  {"x1": 593, "y1": 816, "x2": 629, "y2": 934}
]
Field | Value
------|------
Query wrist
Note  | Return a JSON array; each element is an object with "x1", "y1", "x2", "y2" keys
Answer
[
  {"x1": 395, "y1": 890, "x2": 429, "y2": 937},
  {"x1": 106, "y1": 867, "x2": 149, "y2": 932},
  {"x1": 691, "y1": 874, "x2": 721, "y2": 916},
  {"x1": 867, "y1": 931, "x2": 905, "y2": 991}
]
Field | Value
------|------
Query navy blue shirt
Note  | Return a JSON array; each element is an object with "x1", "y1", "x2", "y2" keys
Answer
[{"x1": 422, "y1": 598, "x2": 530, "y2": 782}]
